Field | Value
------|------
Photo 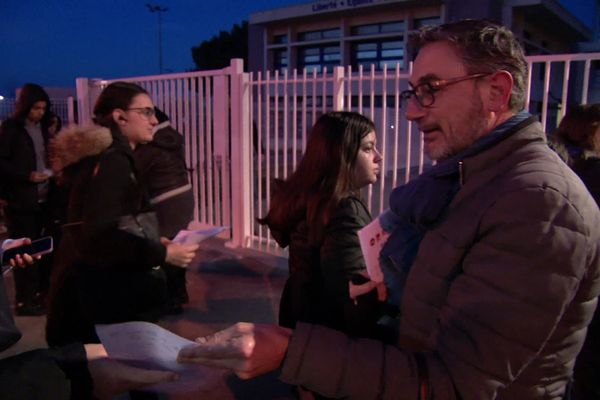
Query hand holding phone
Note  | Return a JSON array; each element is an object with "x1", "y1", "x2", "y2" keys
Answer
[{"x1": 1, "y1": 236, "x2": 54, "y2": 266}]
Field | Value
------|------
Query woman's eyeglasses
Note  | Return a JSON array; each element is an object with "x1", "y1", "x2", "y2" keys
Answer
[{"x1": 126, "y1": 107, "x2": 155, "y2": 118}]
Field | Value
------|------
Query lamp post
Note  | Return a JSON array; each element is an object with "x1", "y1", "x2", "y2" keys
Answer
[{"x1": 146, "y1": 3, "x2": 168, "y2": 74}]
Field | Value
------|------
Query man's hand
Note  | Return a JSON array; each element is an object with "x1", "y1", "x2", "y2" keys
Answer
[
  {"x1": 84, "y1": 343, "x2": 178, "y2": 400},
  {"x1": 177, "y1": 323, "x2": 292, "y2": 379}
]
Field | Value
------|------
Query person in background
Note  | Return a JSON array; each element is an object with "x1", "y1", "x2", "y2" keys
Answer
[
  {"x1": 0, "y1": 238, "x2": 177, "y2": 400},
  {"x1": 45, "y1": 82, "x2": 198, "y2": 347},
  {"x1": 552, "y1": 103, "x2": 600, "y2": 400},
  {"x1": 177, "y1": 19, "x2": 600, "y2": 400},
  {"x1": 134, "y1": 107, "x2": 194, "y2": 314},
  {"x1": 38, "y1": 111, "x2": 67, "y2": 297},
  {"x1": 0, "y1": 83, "x2": 52, "y2": 316},
  {"x1": 258, "y1": 111, "x2": 390, "y2": 343}
]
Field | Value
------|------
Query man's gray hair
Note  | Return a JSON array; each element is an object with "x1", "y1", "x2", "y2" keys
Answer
[{"x1": 411, "y1": 19, "x2": 528, "y2": 112}]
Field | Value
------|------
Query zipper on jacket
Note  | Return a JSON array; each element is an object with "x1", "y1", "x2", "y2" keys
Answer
[{"x1": 458, "y1": 161, "x2": 464, "y2": 186}]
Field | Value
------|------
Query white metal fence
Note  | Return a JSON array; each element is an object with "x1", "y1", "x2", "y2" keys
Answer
[{"x1": 76, "y1": 52, "x2": 600, "y2": 254}]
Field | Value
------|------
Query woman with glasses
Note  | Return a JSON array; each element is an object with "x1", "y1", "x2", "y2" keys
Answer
[
  {"x1": 259, "y1": 112, "x2": 392, "y2": 346},
  {"x1": 45, "y1": 82, "x2": 199, "y2": 347}
]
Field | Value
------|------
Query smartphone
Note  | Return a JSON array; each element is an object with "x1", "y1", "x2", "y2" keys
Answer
[{"x1": 1, "y1": 236, "x2": 54, "y2": 265}]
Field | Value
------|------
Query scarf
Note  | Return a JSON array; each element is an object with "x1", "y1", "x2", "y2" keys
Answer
[{"x1": 380, "y1": 110, "x2": 534, "y2": 307}]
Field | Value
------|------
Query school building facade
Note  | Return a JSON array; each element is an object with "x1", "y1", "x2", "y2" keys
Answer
[{"x1": 248, "y1": 0, "x2": 595, "y2": 74}]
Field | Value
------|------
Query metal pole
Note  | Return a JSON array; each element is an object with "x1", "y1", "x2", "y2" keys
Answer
[
  {"x1": 146, "y1": 3, "x2": 168, "y2": 74},
  {"x1": 158, "y1": 11, "x2": 163, "y2": 73}
]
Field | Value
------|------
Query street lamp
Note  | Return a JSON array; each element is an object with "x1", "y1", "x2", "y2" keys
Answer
[{"x1": 146, "y1": 3, "x2": 168, "y2": 74}]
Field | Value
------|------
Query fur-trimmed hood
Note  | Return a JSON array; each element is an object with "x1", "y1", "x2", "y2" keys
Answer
[{"x1": 50, "y1": 124, "x2": 112, "y2": 175}]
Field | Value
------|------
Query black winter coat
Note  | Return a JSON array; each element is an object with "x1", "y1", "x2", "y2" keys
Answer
[
  {"x1": 134, "y1": 122, "x2": 190, "y2": 199},
  {"x1": 275, "y1": 196, "x2": 388, "y2": 340},
  {"x1": 46, "y1": 127, "x2": 167, "y2": 346},
  {"x1": 570, "y1": 154, "x2": 600, "y2": 400}
]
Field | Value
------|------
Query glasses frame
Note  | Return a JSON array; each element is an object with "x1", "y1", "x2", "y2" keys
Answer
[
  {"x1": 400, "y1": 73, "x2": 490, "y2": 108},
  {"x1": 126, "y1": 107, "x2": 155, "y2": 118}
]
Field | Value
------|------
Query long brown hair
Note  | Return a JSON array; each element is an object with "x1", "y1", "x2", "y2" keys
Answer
[
  {"x1": 259, "y1": 111, "x2": 375, "y2": 245},
  {"x1": 554, "y1": 104, "x2": 600, "y2": 153}
]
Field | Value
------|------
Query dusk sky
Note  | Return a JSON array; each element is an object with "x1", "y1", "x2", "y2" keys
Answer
[{"x1": 0, "y1": 0, "x2": 596, "y2": 97}]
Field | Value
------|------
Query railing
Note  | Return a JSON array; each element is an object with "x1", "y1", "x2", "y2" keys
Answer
[
  {"x1": 77, "y1": 52, "x2": 600, "y2": 254},
  {"x1": 76, "y1": 61, "x2": 248, "y2": 245},
  {"x1": 0, "y1": 97, "x2": 76, "y2": 125}
]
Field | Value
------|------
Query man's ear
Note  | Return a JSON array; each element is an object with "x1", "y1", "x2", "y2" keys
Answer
[
  {"x1": 112, "y1": 109, "x2": 128, "y2": 125},
  {"x1": 486, "y1": 70, "x2": 513, "y2": 112}
]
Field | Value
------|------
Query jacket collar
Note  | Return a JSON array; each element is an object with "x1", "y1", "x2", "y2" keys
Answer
[{"x1": 460, "y1": 116, "x2": 542, "y2": 184}]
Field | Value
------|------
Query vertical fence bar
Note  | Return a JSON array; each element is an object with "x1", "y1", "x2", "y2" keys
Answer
[
  {"x1": 227, "y1": 60, "x2": 251, "y2": 248},
  {"x1": 559, "y1": 61, "x2": 571, "y2": 123},
  {"x1": 541, "y1": 61, "x2": 552, "y2": 132},
  {"x1": 379, "y1": 65, "x2": 388, "y2": 214},
  {"x1": 392, "y1": 64, "x2": 400, "y2": 189},
  {"x1": 283, "y1": 69, "x2": 289, "y2": 179},
  {"x1": 292, "y1": 69, "x2": 298, "y2": 168},
  {"x1": 582, "y1": 59, "x2": 591, "y2": 105}
]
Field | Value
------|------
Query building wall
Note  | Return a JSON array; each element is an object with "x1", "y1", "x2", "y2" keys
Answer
[
  {"x1": 249, "y1": 0, "x2": 444, "y2": 73},
  {"x1": 248, "y1": 0, "x2": 593, "y2": 73}
]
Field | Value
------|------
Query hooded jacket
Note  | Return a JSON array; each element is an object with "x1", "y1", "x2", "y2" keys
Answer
[
  {"x1": 280, "y1": 118, "x2": 600, "y2": 400},
  {"x1": 0, "y1": 117, "x2": 50, "y2": 211}
]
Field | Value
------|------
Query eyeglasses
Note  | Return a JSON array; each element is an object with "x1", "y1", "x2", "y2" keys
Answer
[
  {"x1": 126, "y1": 107, "x2": 155, "y2": 118},
  {"x1": 400, "y1": 73, "x2": 489, "y2": 108}
]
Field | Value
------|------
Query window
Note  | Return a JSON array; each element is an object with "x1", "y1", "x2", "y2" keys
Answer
[
  {"x1": 274, "y1": 49, "x2": 288, "y2": 72},
  {"x1": 414, "y1": 17, "x2": 440, "y2": 29},
  {"x1": 352, "y1": 39, "x2": 404, "y2": 70},
  {"x1": 298, "y1": 28, "x2": 341, "y2": 41},
  {"x1": 352, "y1": 21, "x2": 404, "y2": 35},
  {"x1": 299, "y1": 45, "x2": 341, "y2": 73},
  {"x1": 273, "y1": 34, "x2": 288, "y2": 44}
]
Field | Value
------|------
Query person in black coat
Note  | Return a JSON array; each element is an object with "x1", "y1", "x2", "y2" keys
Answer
[
  {"x1": 134, "y1": 107, "x2": 194, "y2": 314},
  {"x1": 552, "y1": 103, "x2": 600, "y2": 400},
  {"x1": 259, "y1": 111, "x2": 389, "y2": 341},
  {"x1": 45, "y1": 82, "x2": 199, "y2": 347},
  {"x1": 0, "y1": 83, "x2": 52, "y2": 315}
]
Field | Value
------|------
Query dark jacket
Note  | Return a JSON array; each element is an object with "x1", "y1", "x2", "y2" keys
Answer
[
  {"x1": 46, "y1": 125, "x2": 168, "y2": 346},
  {"x1": 570, "y1": 153, "x2": 600, "y2": 400},
  {"x1": 280, "y1": 119, "x2": 600, "y2": 400},
  {"x1": 134, "y1": 122, "x2": 190, "y2": 200},
  {"x1": 275, "y1": 196, "x2": 388, "y2": 340},
  {"x1": 0, "y1": 241, "x2": 92, "y2": 399},
  {"x1": 134, "y1": 121, "x2": 193, "y2": 237},
  {"x1": 0, "y1": 117, "x2": 49, "y2": 211}
]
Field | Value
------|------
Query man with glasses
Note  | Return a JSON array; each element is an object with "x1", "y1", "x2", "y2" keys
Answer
[{"x1": 176, "y1": 20, "x2": 600, "y2": 400}]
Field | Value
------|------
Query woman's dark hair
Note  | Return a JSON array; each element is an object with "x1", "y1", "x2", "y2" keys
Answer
[
  {"x1": 154, "y1": 107, "x2": 169, "y2": 124},
  {"x1": 554, "y1": 104, "x2": 600, "y2": 153},
  {"x1": 43, "y1": 112, "x2": 62, "y2": 135},
  {"x1": 259, "y1": 111, "x2": 376, "y2": 245},
  {"x1": 93, "y1": 81, "x2": 149, "y2": 128},
  {"x1": 13, "y1": 83, "x2": 51, "y2": 122}
]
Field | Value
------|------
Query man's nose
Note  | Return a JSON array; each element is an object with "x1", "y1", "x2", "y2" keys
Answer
[{"x1": 404, "y1": 96, "x2": 425, "y2": 121}]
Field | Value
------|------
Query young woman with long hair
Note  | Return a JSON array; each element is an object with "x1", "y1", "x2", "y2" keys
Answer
[{"x1": 260, "y1": 111, "x2": 388, "y2": 340}]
